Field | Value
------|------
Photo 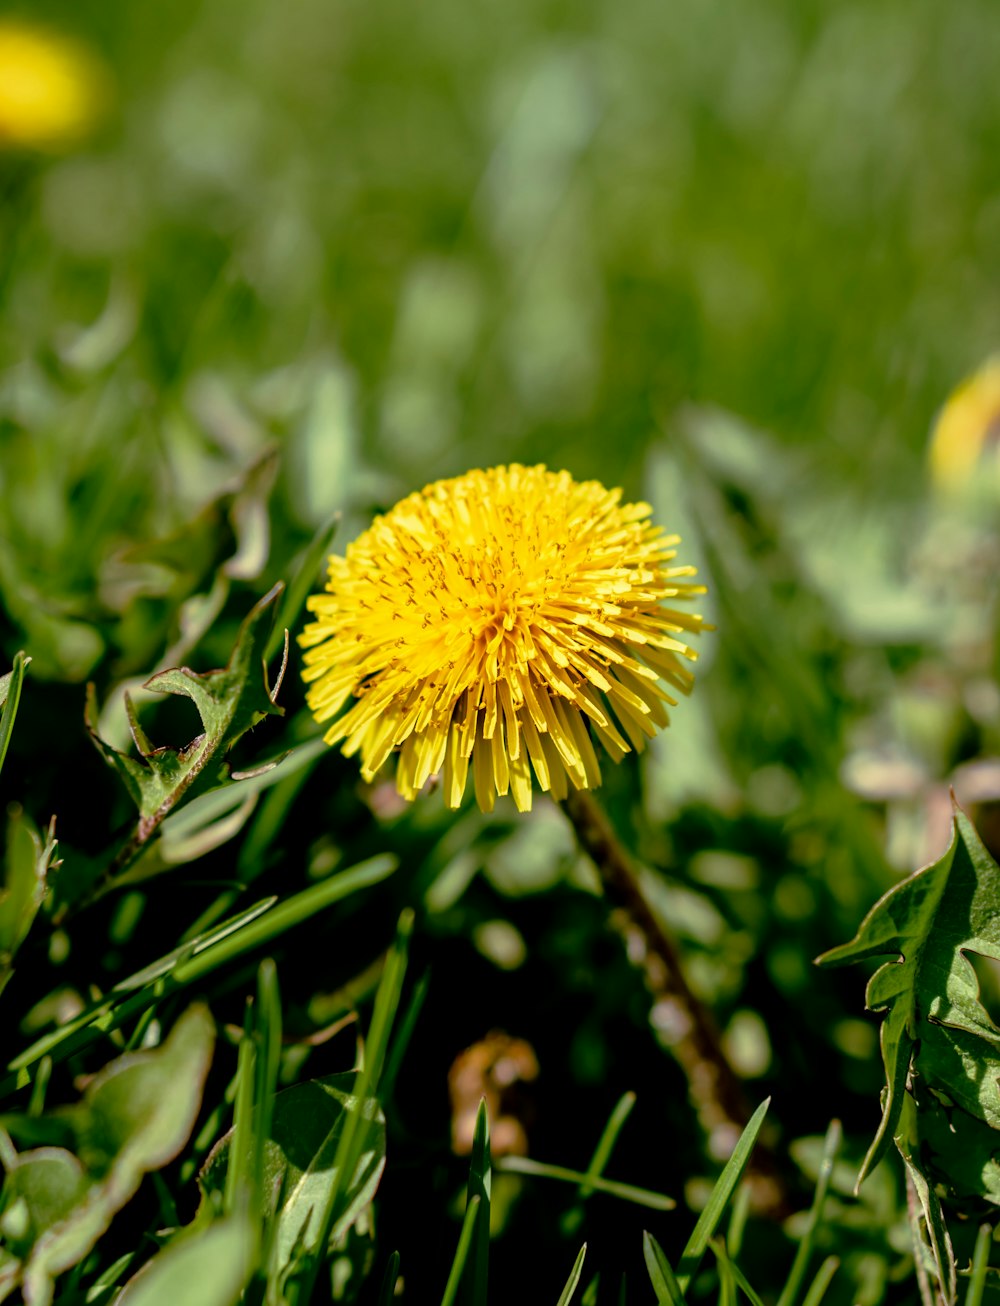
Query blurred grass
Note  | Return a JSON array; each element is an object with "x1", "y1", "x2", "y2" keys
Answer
[
  {"x1": 6, "y1": 0, "x2": 1000, "y2": 502},
  {"x1": 2, "y1": 0, "x2": 1000, "y2": 1300}
]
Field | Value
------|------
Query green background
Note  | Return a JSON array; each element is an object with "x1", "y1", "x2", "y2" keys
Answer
[{"x1": 3, "y1": 0, "x2": 1000, "y2": 1300}]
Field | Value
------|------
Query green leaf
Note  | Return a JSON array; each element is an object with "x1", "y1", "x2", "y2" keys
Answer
[
  {"x1": 817, "y1": 805, "x2": 1000, "y2": 1192},
  {"x1": 0, "y1": 811, "x2": 58, "y2": 999},
  {"x1": 0, "y1": 1006, "x2": 215, "y2": 1306},
  {"x1": 199, "y1": 1074, "x2": 386, "y2": 1286},
  {"x1": 70, "y1": 1004, "x2": 215, "y2": 1182},
  {"x1": 116, "y1": 1217, "x2": 253, "y2": 1306},
  {"x1": 85, "y1": 584, "x2": 286, "y2": 847},
  {"x1": 0, "y1": 1141, "x2": 89, "y2": 1259},
  {"x1": 0, "y1": 652, "x2": 29, "y2": 782}
]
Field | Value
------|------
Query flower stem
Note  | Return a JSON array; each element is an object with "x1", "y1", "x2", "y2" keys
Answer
[{"x1": 563, "y1": 788, "x2": 788, "y2": 1216}]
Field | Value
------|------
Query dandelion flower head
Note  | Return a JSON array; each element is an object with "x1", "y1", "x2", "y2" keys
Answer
[
  {"x1": 928, "y1": 355, "x2": 1000, "y2": 497},
  {"x1": 0, "y1": 21, "x2": 107, "y2": 152},
  {"x1": 301, "y1": 464, "x2": 708, "y2": 813}
]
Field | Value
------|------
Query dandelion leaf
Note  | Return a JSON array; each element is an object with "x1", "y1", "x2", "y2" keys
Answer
[
  {"x1": 87, "y1": 585, "x2": 286, "y2": 841},
  {"x1": 0, "y1": 1006, "x2": 215, "y2": 1306},
  {"x1": 818, "y1": 803, "x2": 1000, "y2": 1207},
  {"x1": 894, "y1": 1093, "x2": 957, "y2": 1305}
]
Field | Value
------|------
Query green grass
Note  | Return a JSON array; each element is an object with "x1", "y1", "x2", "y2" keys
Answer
[{"x1": 4, "y1": 0, "x2": 1000, "y2": 1301}]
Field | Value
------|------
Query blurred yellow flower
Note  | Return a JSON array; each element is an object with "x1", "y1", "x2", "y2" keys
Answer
[
  {"x1": 928, "y1": 355, "x2": 1000, "y2": 495},
  {"x1": 0, "y1": 20, "x2": 108, "y2": 152},
  {"x1": 301, "y1": 464, "x2": 707, "y2": 812}
]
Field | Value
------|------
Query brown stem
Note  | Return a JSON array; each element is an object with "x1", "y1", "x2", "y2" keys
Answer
[{"x1": 563, "y1": 788, "x2": 788, "y2": 1217}]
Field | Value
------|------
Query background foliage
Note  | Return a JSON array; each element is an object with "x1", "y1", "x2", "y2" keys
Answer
[{"x1": 3, "y1": 0, "x2": 1000, "y2": 1301}]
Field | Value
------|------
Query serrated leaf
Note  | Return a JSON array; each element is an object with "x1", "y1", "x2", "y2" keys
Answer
[
  {"x1": 86, "y1": 585, "x2": 286, "y2": 855},
  {"x1": 0, "y1": 1006, "x2": 215, "y2": 1306},
  {"x1": 818, "y1": 804, "x2": 1000, "y2": 1190}
]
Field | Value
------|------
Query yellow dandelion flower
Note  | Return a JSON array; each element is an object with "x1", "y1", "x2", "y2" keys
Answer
[
  {"x1": 0, "y1": 21, "x2": 108, "y2": 152},
  {"x1": 928, "y1": 355, "x2": 1000, "y2": 495},
  {"x1": 300, "y1": 464, "x2": 708, "y2": 813}
]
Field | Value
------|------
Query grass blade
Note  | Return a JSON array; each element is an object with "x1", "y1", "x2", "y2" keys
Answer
[
  {"x1": 776, "y1": 1119, "x2": 841, "y2": 1306},
  {"x1": 4, "y1": 855, "x2": 395, "y2": 1093},
  {"x1": 266, "y1": 512, "x2": 339, "y2": 662},
  {"x1": 712, "y1": 1238, "x2": 738, "y2": 1306},
  {"x1": 250, "y1": 957, "x2": 281, "y2": 1269},
  {"x1": 726, "y1": 1184, "x2": 752, "y2": 1259},
  {"x1": 709, "y1": 1238, "x2": 766, "y2": 1306},
  {"x1": 378, "y1": 1250, "x2": 402, "y2": 1305},
  {"x1": 965, "y1": 1225, "x2": 992, "y2": 1306},
  {"x1": 441, "y1": 1196, "x2": 481, "y2": 1306},
  {"x1": 460, "y1": 1099, "x2": 491, "y2": 1306},
  {"x1": 496, "y1": 1156, "x2": 674, "y2": 1211},
  {"x1": 183, "y1": 737, "x2": 329, "y2": 939},
  {"x1": 289, "y1": 908, "x2": 413, "y2": 1305},
  {"x1": 223, "y1": 998, "x2": 258, "y2": 1219},
  {"x1": 579, "y1": 1091, "x2": 636, "y2": 1199},
  {"x1": 676, "y1": 1098, "x2": 770, "y2": 1292},
  {"x1": 800, "y1": 1257, "x2": 839, "y2": 1306},
  {"x1": 255, "y1": 958, "x2": 282, "y2": 1153},
  {"x1": 0, "y1": 650, "x2": 28, "y2": 780},
  {"x1": 555, "y1": 1244, "x2": 587, "y2": 1306},
  {"x1": 379, "y1": 969, "x2": 429, "y2": 1107},
  {"x1": 173, "y1": 853, "x2": 397, "y2": 985},
  {"x1": 643, "y1": 1230, "x2": 684, "y2": 1306}
]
